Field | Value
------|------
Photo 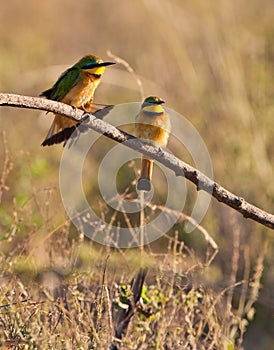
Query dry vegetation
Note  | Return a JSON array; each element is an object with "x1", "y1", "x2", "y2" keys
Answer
[{"x1": 0, "y1": 0, "x2": 273, "y2": 349}]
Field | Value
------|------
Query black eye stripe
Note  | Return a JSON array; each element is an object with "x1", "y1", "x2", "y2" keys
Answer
[
  {"x1": 82, "y1": 62, "x2": 99, "y2": 69},
  {"x1": 92, "y1": 74, "x2": 102, "y2": 79}
]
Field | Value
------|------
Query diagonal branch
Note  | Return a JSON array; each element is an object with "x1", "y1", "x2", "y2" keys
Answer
[{"x1": 0, "y1": 93, "x2": 273, "y2": 230}]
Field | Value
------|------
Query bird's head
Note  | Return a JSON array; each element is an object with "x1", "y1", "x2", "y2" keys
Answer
[
  {"x1": 141, "y1": 96, "x2": 165, "y2": 113},
  {"x1": 78, "y1": 55, "x2": 115, "y2": 77}
]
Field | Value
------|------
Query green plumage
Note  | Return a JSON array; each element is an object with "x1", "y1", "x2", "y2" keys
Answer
[
  {"x1": 40, "y1": 67, "x2": 81, "y2": 101},
  {"x1": 40, "y1": 55, "x2": 112, "y2": 102}
]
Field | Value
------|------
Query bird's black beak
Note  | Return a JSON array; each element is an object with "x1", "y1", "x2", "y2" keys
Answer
[
  {"x1": 157, "y1": 99, "x2": 165, "y2": 105},
  {"x1": 97, "y1": 61, "x2": 116, "y2": 67}
]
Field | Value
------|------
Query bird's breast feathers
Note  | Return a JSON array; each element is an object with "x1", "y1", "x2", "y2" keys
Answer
[
  {"x1": 62, "y1": 73, "x2": 100, "y2": 107},
  {"x1": 135, "y1": 111, "x2": 170, "y2": 147}
]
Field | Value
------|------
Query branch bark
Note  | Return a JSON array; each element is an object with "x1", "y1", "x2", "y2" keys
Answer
[{"x1": 0, "y1": 93, "x2": 273, "y2": 230}]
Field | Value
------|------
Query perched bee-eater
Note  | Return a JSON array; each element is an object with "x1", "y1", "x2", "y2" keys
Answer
[
  {"x1": 135, "y1": 96, "x2": 171, "y2": 192},
  {"x1": 40, "y1": 54, "x2": 115, "y2": 146}
]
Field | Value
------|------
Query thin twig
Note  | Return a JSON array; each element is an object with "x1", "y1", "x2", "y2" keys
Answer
[
  {"x1": 0, "y1": 131, "x2": 13, "y2": 203},
  {"x1": 107, "y1": 50, "x2": 145, "y2": 100},
  {"x1": 0, "y1": 93, "x2": 273, "y2": 229}
]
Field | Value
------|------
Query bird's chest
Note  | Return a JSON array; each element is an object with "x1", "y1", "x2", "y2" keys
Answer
[
  {"x1": 63, "y1": 75, "x2": 100, "y2": 107},
  {"x1": 135, "y1": 113, "x2": 170, "y2": 146}
]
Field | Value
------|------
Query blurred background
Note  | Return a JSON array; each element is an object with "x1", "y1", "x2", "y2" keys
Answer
[{"x1": 0, "y1": 0, "x2": 273, "y2": 348}]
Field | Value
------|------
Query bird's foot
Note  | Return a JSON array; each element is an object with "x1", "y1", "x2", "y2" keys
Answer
[
  {"x1": 157, "y1": 146, "x2": 165, "y2": 155},
  {"x1": 81, "y1": 105, "x2": 91, "y2": 114}
]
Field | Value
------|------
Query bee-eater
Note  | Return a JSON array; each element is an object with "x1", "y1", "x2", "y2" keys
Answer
[
  {"x1": 40, "y1": 54, "x2": 115, "y2": 146},
  {"x1": 135, "y1": 96, "x2": 171, "y2": 192}
]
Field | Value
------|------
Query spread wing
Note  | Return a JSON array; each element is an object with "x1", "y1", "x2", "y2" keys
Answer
[{"x1": 40, "y1": 67, "x2": 81, "y2": 101}]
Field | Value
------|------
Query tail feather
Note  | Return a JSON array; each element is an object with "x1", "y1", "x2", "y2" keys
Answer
[
  {"x1": 41, "y1": 104, "x2": 113, "y2": 147},
  {"x1": 137, "y1": 158, "x2": 153, "y2": 192},
  {"x1": 41, "y1": 125, "x2": 78, "y2": 147},
  {"x1": 43, "y1": 120, "x2": 58, "y2": 141}
]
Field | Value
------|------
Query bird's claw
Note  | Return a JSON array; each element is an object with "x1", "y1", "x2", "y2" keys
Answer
[{"x1": 157, "y1": 146, "x2": 164, "y2": 155}]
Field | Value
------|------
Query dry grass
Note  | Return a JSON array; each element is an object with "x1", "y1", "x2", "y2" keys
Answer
[{"x1": 0, "y1": 143, "x2": 270, "y2": 349}]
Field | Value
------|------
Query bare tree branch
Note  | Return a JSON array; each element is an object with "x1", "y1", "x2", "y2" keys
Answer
[{"x1": 0, "y1": 93, "x2": 273, "y2": 230}]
